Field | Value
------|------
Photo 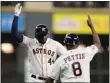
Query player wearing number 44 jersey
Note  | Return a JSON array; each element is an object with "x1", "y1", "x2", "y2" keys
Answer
[
  {"x1": 45, "y1": 14, "x2": 101, "y2": 83},
  {"x1": 11, "y1": 3, "x2": 68, "y2": 82}
]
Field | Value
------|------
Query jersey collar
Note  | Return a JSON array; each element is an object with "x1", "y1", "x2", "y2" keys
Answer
[
  {"x1": 45, "y1": 38, "x2": 51, "y2": 45},
  {"x1": 34, "y1": 38, "x2": 51, "y2": 45}
]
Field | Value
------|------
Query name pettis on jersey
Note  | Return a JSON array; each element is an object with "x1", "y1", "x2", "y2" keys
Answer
[
  {"x1": 32, "y1": 48, "x2": 55, "y2": 56},
  {"x1": 64, "y1": 53, "x2": 85, "y2": 63}
]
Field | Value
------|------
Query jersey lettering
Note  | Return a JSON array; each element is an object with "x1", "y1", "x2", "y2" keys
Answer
[
  {"x1": 64, "y1": 53, "x2": 85, "y2": 63},
  {"x1": 44, "y1": 49, "x2": 46, "y2": 54},
  {"x1": 39, "y1": 48, "x2": 42, "y2": 54},
  {"x1": 48, "y1": 50, "x2": 51, "y2": 55},
  {"x1": 67, "y1": 56, "x2": 72, "y2": 62},
  {"x1": 51, "y1": 51, "x2": 55, "y2": 56},
  {"x1": 32, "y1": 48, "x2": 55, "y2": 56}
]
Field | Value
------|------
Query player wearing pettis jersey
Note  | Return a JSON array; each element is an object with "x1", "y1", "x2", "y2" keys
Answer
[
  {"x1": 45, "y1": 14, "x2": 101, "y2": 83},
  {"x1": 11, "y1": 3, "x2": 67, "y2": 82}
]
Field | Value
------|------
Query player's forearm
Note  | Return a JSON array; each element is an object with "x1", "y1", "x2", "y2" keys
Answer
[
  {"x1": 11, "y1": 16, "x2": 23, "y2": 43},
  {"x1": 90, "y1": 26, "x2": 101, "y2": 48},
  {"x1": 45, "y1": 78, "x2": 54, "y2": 83},
  {"x1": 11, "y1": 16, "x2": 18, "y2": 39}
]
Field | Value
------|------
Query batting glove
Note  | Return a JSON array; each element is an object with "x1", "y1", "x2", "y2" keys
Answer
[{"x1": 14, "y1": 3, "x2": 22, "y2": 16}]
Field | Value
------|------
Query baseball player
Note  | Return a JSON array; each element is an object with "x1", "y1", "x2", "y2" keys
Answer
[
  {"x1": 11, "y1": 3, "x2": 67, "y2": 82},
  {"x1": 45, "y1": 14, "x2": 101, "y2": 83}
]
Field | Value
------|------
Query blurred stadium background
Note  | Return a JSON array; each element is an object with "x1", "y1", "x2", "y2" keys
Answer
[{"x1": 1, "y1": 1, "x2": 109, "y2": 83}]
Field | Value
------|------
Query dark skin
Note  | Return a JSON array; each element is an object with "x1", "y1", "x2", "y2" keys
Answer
[
  {"x1": 65, "y1": 44, "x2": 79, "y2": 50},
  {"x1": 45, "y1": 14, "x2": 101, "y2": 83},
  {"x1": 36, "y1": 34, "x2": 48, "y2": 44},
  {"x1": 45, "y1": 77, "x2": 54, "y2": 83}
]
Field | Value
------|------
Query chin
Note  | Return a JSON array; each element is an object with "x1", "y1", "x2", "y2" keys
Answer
[{"x1": 40, "y1": 41, "x2": 46, "y2": 44}]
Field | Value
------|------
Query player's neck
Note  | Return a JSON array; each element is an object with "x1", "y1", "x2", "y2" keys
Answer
[{"x1": 67, "y1": 46, "x2": 78, "y2": 50}]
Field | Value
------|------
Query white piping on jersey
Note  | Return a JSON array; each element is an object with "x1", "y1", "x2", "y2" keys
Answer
[
  {"x1": 27, "y1": 38, "x2": 52, "y2": 77},
  {"x1": 28, "y1": 40, "x2": 43, "y2": 76},
  {"x1": 43, "y1": 38, "x2": 52, "y2": 77},
  {"x1": 44, "y1": 45, "x2": 48, "y2": 76},
  {"x1": 41, "y1": 45, "x2": 44, "y2": 77},
  {"x1": 34, "y1": 38, "x2": 52, "y2": 77},
  {"x1": 27, "y1": 42, "x2": 35, "y2": 73}
]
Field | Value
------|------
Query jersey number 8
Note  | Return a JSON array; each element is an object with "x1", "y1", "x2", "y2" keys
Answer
[{"x1": 72, "y1": 62, "x2": 82, "y2": 76}]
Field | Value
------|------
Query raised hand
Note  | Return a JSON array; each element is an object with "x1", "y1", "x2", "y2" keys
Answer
[
  {"x1": 87, "y1": 13, "x2": 93, "y2": 28},
  {"x1": 14, "y1": 3, "x2": 22, "y2": 16}
]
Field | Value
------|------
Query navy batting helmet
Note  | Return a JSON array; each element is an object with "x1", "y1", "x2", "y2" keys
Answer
[
  {"x1": 63, "y1": 33, "x2": 80, "y2": 46},
  {"x1": 35, "y1": 24, "x2": 49, "y2": 36}
]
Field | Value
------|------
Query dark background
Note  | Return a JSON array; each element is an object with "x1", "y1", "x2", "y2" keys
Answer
[{"x1": 1, "y1": 1, "x2": 109, "y2": 83}]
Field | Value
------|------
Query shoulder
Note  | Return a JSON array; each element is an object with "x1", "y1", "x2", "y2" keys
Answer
[
  {"x1": 83, "y1": 45, "x2": 99, "y2": 54},
  {"x1": 56, "y1": 53, "x2": 69, "y2": 63},
  {"x1": 49, "y1": 38, "x2": 58, "y2": 43},
  {"x1": 55, "y1": 56, "x2": 64, "y2": 65},
  {"x1": 48, "y1": 38, "x2": 61, "y2": 45},
  {"x1": 85, "y1": 45, "x2": 98, "y2": 51},
  {"x1": 27, "y1": 36, "x2": 38, "y2": 43},
  {"x1": 21, "y1": 35, "x2": 35, "y2": 45},
  {"x1": 23, "y1": 35, "x2": 33, "y2": 40},
  {"x1": 54, "y1": 40, "x2": 64, "y2": 46}
]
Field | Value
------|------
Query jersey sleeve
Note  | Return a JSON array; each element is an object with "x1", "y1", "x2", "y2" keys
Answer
[
  {"x1": 86, "y1": 45, "x2": 99, "y2": 61},
  {"x1": 20, "y1": 35, "x2": 32, "y2": 45},
  {"x1": 49, "y1": 59, "x2": 61, "y2": 80},
  {"x1": 57, "y1": 42, "x2": 67, "y2": 56}
]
